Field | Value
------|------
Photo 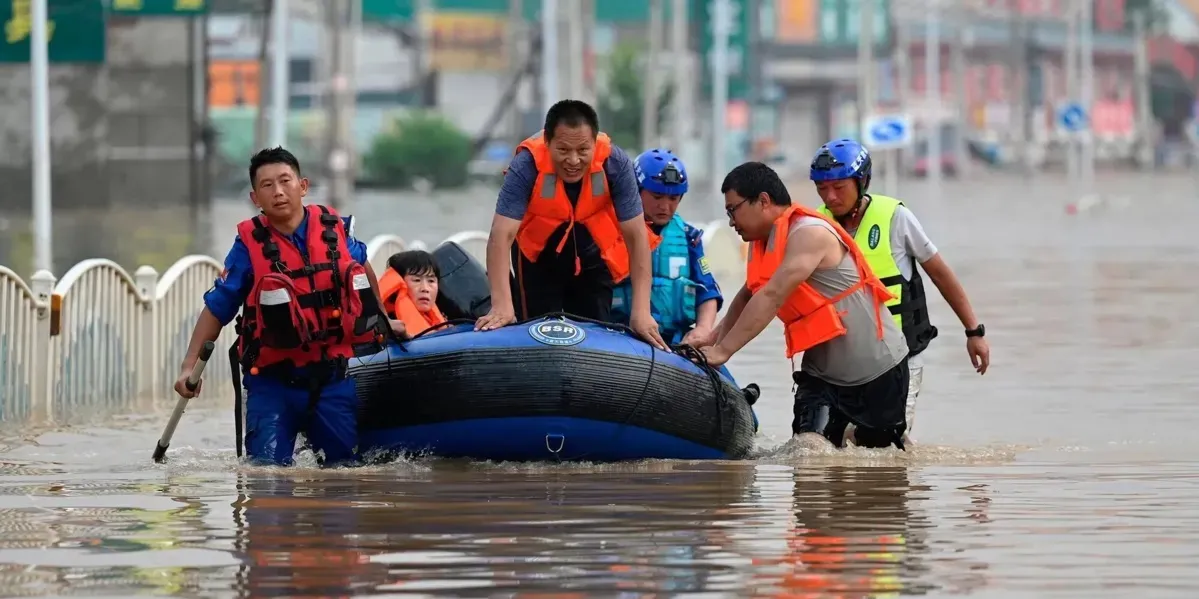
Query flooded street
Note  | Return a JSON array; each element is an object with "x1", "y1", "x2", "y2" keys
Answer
[{"x1": 2, "y1": 172, "x2": 1198, "y2": 597}]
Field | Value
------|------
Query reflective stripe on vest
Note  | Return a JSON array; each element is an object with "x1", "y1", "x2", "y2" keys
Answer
[
  {"x1": 611, "y1": 214, "x2": 697, "y2": 339},
  {"x1": 818, "y1": 194, "x2": 937, "y2": 355},
  {"x1": 538, "y1": 172, "x2": 607, "y2": 200}
]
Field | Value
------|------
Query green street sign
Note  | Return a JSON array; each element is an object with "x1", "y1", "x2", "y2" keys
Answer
[
  {"x1": 0, "y1": 0, "x2": 106, "y2": 63},
  {"x1": 109, "y1": 0, "x2": 208, "y2": 15},
  {"x1": 818, "y1": 0, "x2": 890, "y2": 45},
  {"x1": 698, "y1": 0, "x2": 751, "y2": 101},
  {"x1": 363, "y1": 0, "x2": 413, "y2": 22}
]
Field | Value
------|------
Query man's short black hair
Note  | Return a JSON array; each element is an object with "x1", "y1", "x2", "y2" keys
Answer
[
  {"x1": 544, "y1": 100, "x2": 600, "y2": 140},
  {"x1": 249, "y1": 146, "x2": 302, "y2": 187},
  {"x1": 387, "y1": 250, "x2": 440, "y2": 279},
  {"x1": 720, "y1": 162, "x2": 792, "y2": 207}
]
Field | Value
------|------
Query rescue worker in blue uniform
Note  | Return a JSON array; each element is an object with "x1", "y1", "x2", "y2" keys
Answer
[
  {"x1": 172, "y1": 147, "x2": 404, "y2": 467},
  {"x1": 611, "y1": 148, "x2": 724, "y2": 346}
]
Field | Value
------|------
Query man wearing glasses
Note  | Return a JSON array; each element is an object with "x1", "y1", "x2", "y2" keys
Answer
[{"x1": 693, "y1": 156, "x2": 911, "y2": 450}]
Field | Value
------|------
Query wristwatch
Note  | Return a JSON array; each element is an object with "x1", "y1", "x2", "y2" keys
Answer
[{"x1": 965, "y1": 324, "x2": 986, "y2": 338}]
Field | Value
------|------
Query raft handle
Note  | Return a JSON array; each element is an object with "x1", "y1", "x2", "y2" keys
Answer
[{"x1": 545, "y1": 433, "x2": 565, "y2": 456}]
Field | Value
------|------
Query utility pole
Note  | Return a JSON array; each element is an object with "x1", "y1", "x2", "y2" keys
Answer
[
  {"x1": 1133, "y1": 9, "x2": 1153, "y2": 170},
  {"x1": 1065, "y1": 0, "x2": 1078, "y2": 183},
  {"x1": 1006, "y1": 0, "x2": 1025, "y2": 172},
  {"x1": 950, "y1": 2, "x2": 969, "y2": 177},
  {"x1": 669, "y1": 0, "x2": 690, "y2": 154},
  {"x1": 327, "y1": 0, "x2": 357, "y2": 212},
  {"x1": 31, "y1": 0, "x2": 51, "y2": 272},
  {"x1": 507, "y1": 0, "x2": 524, "y2": 141},
  {"x1": 1079, "y1": 0, "x2": 1094, "y2": 197},
  {"x1": 269, "y1": 0, "x2": 290, "y2": 147},
  {"x1": 253, "y1": 7, "x2": 270, "y2": 154},
  {"x1": 541, "y1": 0, "x2": 558, "y2": 115},
  {"x1": 925, "y1": 0, "x2": 941, "y2": 199},
  {"x1": 710, "y1": 0, "x2": 732, "y2": 198},
  {"x1": 567, "y1": 0, "x2": 586, "y2": 100},
  {"x1": 416, "y1": 0, "x2": 433, "y2": 106},
  {"x1": 856, "y1": 0, "x2": 874, "y2": 143},
  {"x1": 894, "y1": 3, "x2": 910, "y2": 180},
  {"x1": 642, "y1": 0, "x2": 663, "y2": 151}
]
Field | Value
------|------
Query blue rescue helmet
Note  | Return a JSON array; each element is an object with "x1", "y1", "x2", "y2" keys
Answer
[
  {"x1": 809, "y1": 138, "x2": 872, "y2": 196},
  {"x1": 634, "y1": 148, "x2": 689, "y2": 196}
]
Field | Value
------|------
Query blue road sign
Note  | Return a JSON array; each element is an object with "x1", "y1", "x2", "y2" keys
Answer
[
  {"x1": 861, "y1": 113, "x2": 913, "y2": 150},
  {"x1": 1057, "y1": 102, "x2": 1089, "y2": 133}
]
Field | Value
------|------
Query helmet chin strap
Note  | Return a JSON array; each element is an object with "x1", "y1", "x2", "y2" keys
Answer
[{"x1": 834, "y1": 179, "x2": 869, "y2": 227}]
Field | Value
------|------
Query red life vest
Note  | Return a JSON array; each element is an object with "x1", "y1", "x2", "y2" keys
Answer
[{"x1": 235, "y1": 204, "x2": 385, "y2": 373}]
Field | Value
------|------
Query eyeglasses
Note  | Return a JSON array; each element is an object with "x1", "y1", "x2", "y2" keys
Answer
[{"x1": 725, "y1": 197, "x2": 751, "y2": 218}]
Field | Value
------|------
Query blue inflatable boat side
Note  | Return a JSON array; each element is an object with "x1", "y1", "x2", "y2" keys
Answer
[{"x1": 350, "y1": 316, "x2": 760, "y2": 462}]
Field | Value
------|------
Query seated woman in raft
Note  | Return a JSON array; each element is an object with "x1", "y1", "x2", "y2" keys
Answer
[{"x1": 378, "y1": 250, "x2": 447, "y2": 337}]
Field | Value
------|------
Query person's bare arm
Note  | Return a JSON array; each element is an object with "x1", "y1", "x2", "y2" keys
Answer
[
  {"x1": 919, "y1": 254, "x2": 979, "y2": 330},
  {"x1": 695, "y1": 298, "x2": 719, "y2": 330},
  {"x1": 618, "y1": 218, "x2": 653, "y2": 317},
  {"x1": 487, "y1": 214, "x2": 520, "y2": 311},
  {"x1": 714, "y1": 284, "x2": 752, "y2": 344},
  {"x1": 475, "y1": 214, "x2": 522, "y2": 330},
  {"x1": 715, "y1": 227, "x2": 837, "y2": 356},
  {"x1": 179, "y1": 308, "x2": 224, "y2": 373},
  {"x1": 619, "y1": 217, "x2": 668, "y2": 349}
]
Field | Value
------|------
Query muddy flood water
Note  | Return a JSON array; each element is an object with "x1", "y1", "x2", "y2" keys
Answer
[{"x1": 1, "y1": 173, "x2": 1197, "y2": 598}]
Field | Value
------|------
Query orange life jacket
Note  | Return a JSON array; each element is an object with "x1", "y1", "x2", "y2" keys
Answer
[
  {"x1": 377, "y1": 268, "x2": 447, "y2": 336},
  {"x1": 513, "y1": 131, "x2": 630, "y2": 282},
  {"x1": 645, "y1": 221, "x2": 664, "y2": 252},
  {"x1": 235, "y1": 204, "x2": 386, "y2": 372},
  {"x1": 746, "y1": 204, "x2": 894, "y2": 358}
]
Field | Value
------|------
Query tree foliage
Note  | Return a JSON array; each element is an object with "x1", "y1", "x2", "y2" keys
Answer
[
  {"x1": 1125, "y1": 0, "x2": 1171, "y2": 32},
  {"x1": 363, "y1": 112, "x2": 474, "y2": 189}
]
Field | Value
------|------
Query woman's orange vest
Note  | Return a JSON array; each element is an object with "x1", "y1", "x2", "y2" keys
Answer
[
  {"x1": 746, "y1": 204, "x2": 894, "y2": 358},
  {"x1": 514, "y1": 131, "x2": 630, "y2": 282},
  {"x1": 377, "y1": 268, "x2": 447, "y2": 337}
]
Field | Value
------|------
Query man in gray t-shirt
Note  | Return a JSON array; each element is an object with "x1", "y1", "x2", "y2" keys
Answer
[{"x1": 695, "y1": 161, "x2": 911, "y2": 451}]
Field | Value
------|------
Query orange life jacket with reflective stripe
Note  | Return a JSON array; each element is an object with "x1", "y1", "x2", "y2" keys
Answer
[
  {"x1": 746, "y1": 204, "x2": 894, "y2": 358},
  {"x1": 513, "y1": 131, "x2": 630, "y2": 282},
  {"x1": 377, "y1": 268, "x2": 447, "y2": 337}
]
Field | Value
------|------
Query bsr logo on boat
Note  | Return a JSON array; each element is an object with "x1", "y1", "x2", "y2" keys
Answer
[{"x1": 529, "y1": 321, "x2": 587, "y2": 346}]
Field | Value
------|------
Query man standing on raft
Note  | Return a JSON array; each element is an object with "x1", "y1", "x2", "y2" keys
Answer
[
  {"x1": 475, "y1": 99, "x2": 667, "y2": 350},
  {"x1": 695, "y1": 160, "x2": 911, "y2": 450}
]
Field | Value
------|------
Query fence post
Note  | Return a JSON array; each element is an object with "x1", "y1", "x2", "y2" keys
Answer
[
  {"x1": 28, "y1": 270, "x2": 55, "y2": 423},
  {"x1": 134, "y1": 265, "x2": 159, "y2": 399}
]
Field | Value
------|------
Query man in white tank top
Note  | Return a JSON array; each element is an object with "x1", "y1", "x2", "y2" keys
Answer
[{"x1": 692, "y1": 161, "x2": 910, "y2": 450}]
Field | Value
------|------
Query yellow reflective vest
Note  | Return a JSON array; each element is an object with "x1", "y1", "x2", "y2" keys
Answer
[{"x1": 819, "y1": 194, "x2": 938, "y2": 356}]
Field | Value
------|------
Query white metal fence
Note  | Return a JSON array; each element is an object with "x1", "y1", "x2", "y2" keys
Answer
[{"x1": 0, "y1": 222, "x2": 744, "y2": 428}]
